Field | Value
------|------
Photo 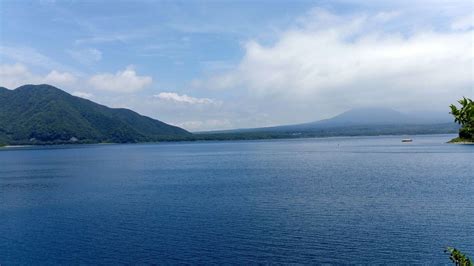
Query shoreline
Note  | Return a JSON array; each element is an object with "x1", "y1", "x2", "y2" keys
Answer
[
  {"x1": 0, "y1": 145, "x2": 33, "y2": 148},
  {"x1": 0, "y1": 133, "x2": 459, "y2": 149},
  {"x1": 448, "y1": 141, "x2": 474, "y2": 144},
  {"x1": 448, "y1": 137, "x2": 474, "y2": 144}
]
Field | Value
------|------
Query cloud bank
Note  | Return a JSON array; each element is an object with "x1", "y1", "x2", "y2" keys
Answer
[{"x1": 195, "y1": 9, "x2": 473, "y2": 114}]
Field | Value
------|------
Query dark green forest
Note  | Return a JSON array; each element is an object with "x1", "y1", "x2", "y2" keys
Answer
[{"x1": 0, "y1": 84, "x2": 191, "y2": 145}]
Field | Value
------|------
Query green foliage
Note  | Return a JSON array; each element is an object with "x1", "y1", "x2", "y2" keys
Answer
[
  {"x1": 0, "y1": 84, "x2": 191, "y2": 145},
  {"x1": 445, "y1": 247, "x2": 473, "y2": 266},
  {"x1": 450, "y1": 97, "x2": 474, "y2": 141}
]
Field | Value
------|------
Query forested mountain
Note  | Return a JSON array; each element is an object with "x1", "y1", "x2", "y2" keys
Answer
[{"x1": 0, "y1": 84, "x2": 191, "y2": 145}]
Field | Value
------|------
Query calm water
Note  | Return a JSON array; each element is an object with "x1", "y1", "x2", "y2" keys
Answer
[{"x1": 1, "y1": 134, "x2": 473, "y2": 264}]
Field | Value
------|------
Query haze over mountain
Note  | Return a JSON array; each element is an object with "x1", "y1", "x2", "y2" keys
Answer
[
  {"x1": 310, "y1": 108, "x2": 432, "y2": 125},
  {"x1": 202, "y1": 107, "x2": 455, "y2": 134},
  {"x1": 0, "y1": 84, "x2": 190, "y2": 145}
]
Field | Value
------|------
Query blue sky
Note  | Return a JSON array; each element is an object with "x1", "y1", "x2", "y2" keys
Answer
[
  {"x1": 0, "y1": 0, "x2": 473, "y2": 131},
  {"x1": 0, "y1": 1, "x2": 311, "y2": 86}
]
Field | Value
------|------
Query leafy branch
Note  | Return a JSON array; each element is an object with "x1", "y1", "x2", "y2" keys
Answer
[{"x1": 445, "y1": 247, "x2": 473, "y2": 266}]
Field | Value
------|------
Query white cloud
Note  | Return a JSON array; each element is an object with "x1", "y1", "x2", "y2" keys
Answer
[
  {"x1": 373, "y1": 11, "x2": 400, "y2": 22},
  {"x1": 44, "y1": 70, "x2": 77, "y2": 86},
  {"x1": 74, "y1": 33, "x2": 140, "y2": 45},
  {"x1": 72, "y1": 91, "x2": 94, "y2": 99},
  {"x1": 154, "y1": 92, "x2": 217, "y2": 105},
  {"x1": 177, "y1": 119, "x2": 232, "y2": 131},
  {"x1": 89, "y1": 66, "x2": 152, "y2": 93},
  {"x1": 67, "y1": 48, "x2": 102, "y2": 65},
  {"x1": 0, "y1": 63, "x2": 77, "y2": 89},
  {"x1": 195, "y1": 10, "x2": 473, "y2": 114},
  {"x1": 0, "y1": 63, "x2": 34, "y2": 88}
]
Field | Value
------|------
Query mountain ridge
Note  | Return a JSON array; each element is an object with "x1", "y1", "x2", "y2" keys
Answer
[
  {"x1": 0, "y1": 84, "x2": 191, "y2": 145},
  {"x1": 308, "y1": 107, "x2": 417, "y2": 125},
  {"x1": 198, "y1": 107, "x2": 455, "y2": 134}
]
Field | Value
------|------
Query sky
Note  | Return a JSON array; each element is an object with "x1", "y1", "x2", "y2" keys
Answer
[{"x1": 0, "y1": 0, "x2": 473, "y2": 131}]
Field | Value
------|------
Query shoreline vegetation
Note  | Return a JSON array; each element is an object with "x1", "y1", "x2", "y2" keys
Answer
[
  {"x1": 0, "y1": 133, "x2": 459, "y2": 149},
  {"x1": 0, "y1": 122, "x2": 459, "y2": 146},
  {"x1": 445, "y1": 247, "x2": 473, "y2": 266},
  {"x1": 449, "y1": 97, "x2": 474, "y2": 144},
  {"x1": 447, "y1": 137, "x2": 474, "y2": 144}
]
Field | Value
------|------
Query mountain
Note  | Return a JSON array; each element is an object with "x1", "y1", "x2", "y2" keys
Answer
[
  {"x1": 309, "y1": 107, "x2": 419, "y2": 126},
  {"x1": 0, "y1": 84, "x2": 191, "y2": 145},
  {"x1": 279, "y1": 107, "x2": 451, "y2": 131},
  {"x1": 197, "y1": 107, "x2": 458, "y2": 139}
]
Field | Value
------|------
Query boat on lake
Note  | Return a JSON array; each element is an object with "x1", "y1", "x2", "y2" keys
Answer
[{"x1": 401, "y1": 138, "x2": 413, "y2": 142}]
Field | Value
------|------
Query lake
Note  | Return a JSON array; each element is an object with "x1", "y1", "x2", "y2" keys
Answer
[{"x1": 1, "y1": 134, "x2": 473, "y2": 264}]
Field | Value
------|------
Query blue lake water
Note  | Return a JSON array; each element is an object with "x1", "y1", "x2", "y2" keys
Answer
[{"x1": 1, "y1": 134, "x2": 473, "y2": 264}]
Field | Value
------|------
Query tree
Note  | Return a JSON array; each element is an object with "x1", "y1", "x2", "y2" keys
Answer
[
  {"x1": 450, "y1": 97, "x2": 474, "y2": 140},
  {"x1": 445, "y1": 247, "x2": 473, "y2": 266}
]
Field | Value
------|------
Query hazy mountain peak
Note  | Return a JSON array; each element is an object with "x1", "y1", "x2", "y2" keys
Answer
[{"x1": 322, "y1": 107, "x2": 411, "y2": 125}]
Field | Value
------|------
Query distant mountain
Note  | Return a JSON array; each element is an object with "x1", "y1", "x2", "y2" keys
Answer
[
  {"x1": 0, "y1": 84, "x2": 191, "y2": 145},
  {"x1": 310, "y1": 107, "x2": 418, "y2": 125},
  {"x1": 286, "y1": 107, "x2": 450, "y2": 130},
  {"x1": 198, "y1": 107, "x2": 458, "y2": 138}
]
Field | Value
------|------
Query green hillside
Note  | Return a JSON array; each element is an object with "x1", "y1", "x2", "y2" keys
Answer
[{"x1": 0, "y1": 84, "x2": 191, "y2": 145}]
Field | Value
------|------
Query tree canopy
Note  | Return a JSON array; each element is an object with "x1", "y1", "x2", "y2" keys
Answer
[
  {"x1": 445, "y1": 247, "x2": 473, "y2": 266},
  {"x1": 450, "y1": 97, "x2": 474, "y2": 141}
]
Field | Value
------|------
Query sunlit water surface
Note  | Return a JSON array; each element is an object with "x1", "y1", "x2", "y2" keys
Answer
[{"x1": 1, "y1": 134, "x2": 473, "y2": 264}]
